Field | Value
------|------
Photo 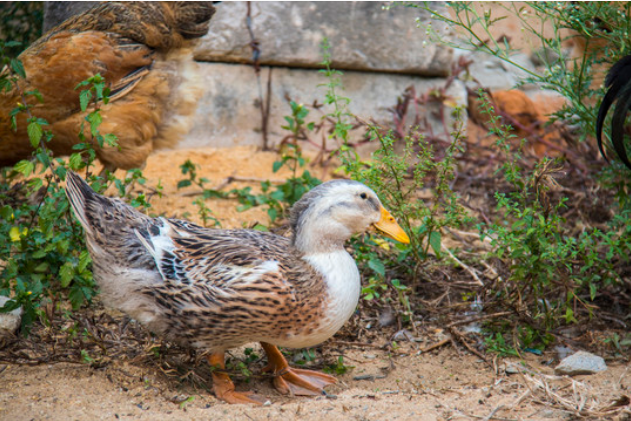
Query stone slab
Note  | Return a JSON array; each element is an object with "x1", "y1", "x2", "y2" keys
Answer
[
  {"x1": 43, "y1": 1, "x2": 96, "y2": 32},
  {"x1": 180, "y1": 62, "x2": 466, "y2": 150},
  {"x1": 196, "y1": 2, "x2": 453, "y2": 76}
]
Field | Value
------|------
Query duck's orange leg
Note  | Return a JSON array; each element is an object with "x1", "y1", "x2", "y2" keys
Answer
[
  {"x1": 260, "y1": 342, "x2": 337, "y2": 396},
  {"x1": 207, "y1": 353, "x2": 265, "y2": 405}
]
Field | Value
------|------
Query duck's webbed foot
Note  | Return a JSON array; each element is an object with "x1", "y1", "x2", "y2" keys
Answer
[
  {"x1": 208, "y1": 353, "x2": 266, "y2": 405},
  {"x1": 260, "y1": 342, "x2": 337, "y2": 396}
]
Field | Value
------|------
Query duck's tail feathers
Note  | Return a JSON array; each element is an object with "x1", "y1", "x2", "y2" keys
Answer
[{"x1": 65, "y1": 171, "x2": 104, "y2": 236}]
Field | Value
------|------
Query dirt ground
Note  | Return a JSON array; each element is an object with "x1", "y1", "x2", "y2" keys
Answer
[
  {"x1": 1, "y1": 145, "x2": 629, "y2": 421},
  {"x1": 2, "y1": 346, "x2": 629, "y2": 421}
]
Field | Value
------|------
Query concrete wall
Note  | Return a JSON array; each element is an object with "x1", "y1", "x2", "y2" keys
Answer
[{"x1": 44, "y1": 1, "x2": 463, "y2": 151}]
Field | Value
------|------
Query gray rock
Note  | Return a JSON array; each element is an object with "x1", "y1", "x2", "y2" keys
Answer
[
  {"x1": 501, "y1": 363, "x2": 521, "y2": 375},
  {"x1": 554, "y1": 345, "x2": 574, "y2": 361},
  {"x1": 392, "y1": 329, "x2": 415, "y2": 342},
  {"x1": 43, "y1": 2, "x2": 97, "y2": 33},
  {"x1": 179, "y1": 62, "x2": 467, "y2": 150},
  {"x1": 196, "y1": 2, "x2": 453, "y2": 76},
  {"x1": 554, "y1": 351, "x2": 607, "y2": 376},
  {"x1": 0, "y1": 295, "x2": 22, "y2": 335},
  {"x1": 455, "y1": 49, "x2": 538, "y2": 91}
]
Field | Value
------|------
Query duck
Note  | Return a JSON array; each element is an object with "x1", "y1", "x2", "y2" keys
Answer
[{"x1": 64, "y1": 171, "x2": 410, "y2": 404}]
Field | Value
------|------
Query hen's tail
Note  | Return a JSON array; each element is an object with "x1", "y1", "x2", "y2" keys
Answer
[
  {"x1": 171, "y1": 1, "x2": 216, "y2": 40},
  {"x1": 597, "y1": 55, "x2": 631, "y2": 170},
  {"x1": 49, "y1": 2, "x2": 216, "y2": 51}
]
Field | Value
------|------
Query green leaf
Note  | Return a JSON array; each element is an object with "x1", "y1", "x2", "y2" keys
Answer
[
  {"x1": 0, "y1": 299, "x2": 21, "y2": 313},
  {"x1": 10, "y1": 58, "x2": 26, "y2": 78},
  {"x1": 28, "y1": 177, "x2": 43, "y2": 190},
  {"x1": 177, "y1": 180, "x2": 192, "y2": 189},
  {"x1": 32, "y1": 250, "x2": 47, "y2": 259},
  {"x1": 27, "y1": 121, "x2": 43, "y2": 147},
  {"x1": 69, "y1": 153, "x2": 83, "y2": 170},
  {"x1": 102, "y1": 133, "x2": 118, "y2": 147},
  {"x1": 78, "y1": 250, "x2": 91, "y2": 273},
  {"x1": 368, "y1": 258, "x2": 385, "y2": 277},
  {"x1": 59, "y1": 262, "x2": 75, "y2": 288},
  {"x1": 68, "y1": 286, "x2": 85, "y2": 309},
  {"x1": 429, "y1": 231, "x2": 442, "y2": 256},
  {"x1": 0, "y1": 205, "x2": 13, "y2": 220},
  {"x1": 13, "y1": 160, "x2": 34, "y2": 177},
  {"x1": 34, "y1": 262, "x2": 49, "y2": 272},
  {"x1": 272, "y1": 161, "x2": 283, "y2": 173},
  {"x1": 87, "y1": 112, "x2": 102, "y2": 136},
  {"x1": 267, "y1": 207, "x2": 277, "y2": 222},
  {"x1": 79, "y1": 90, "x2": 91, "y2": 112}
]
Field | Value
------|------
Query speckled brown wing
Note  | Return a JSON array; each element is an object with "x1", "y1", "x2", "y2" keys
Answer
[{"x1": 135, "y1": 220, "x2": 328, "y2": 351}]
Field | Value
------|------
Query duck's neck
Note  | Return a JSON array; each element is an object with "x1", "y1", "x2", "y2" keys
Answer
[
  {"x1": 292, "y1": 223, "x2": 361, "y2": 339},
  {"x1": 292, "y1": 221, "x2": 351, "y2": 255}
]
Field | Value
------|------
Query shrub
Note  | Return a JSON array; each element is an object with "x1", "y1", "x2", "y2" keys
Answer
[{"x1": 0, "y1": 56, "x2": 154, "y2": 332}]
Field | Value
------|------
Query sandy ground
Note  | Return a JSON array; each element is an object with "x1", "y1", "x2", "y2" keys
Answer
[
  {"x1": 4, "y1": 346, "x2": 628, "y2": 421},
  {"x1": 1, "y1": 145, "x2": 629, "y2": 421}
]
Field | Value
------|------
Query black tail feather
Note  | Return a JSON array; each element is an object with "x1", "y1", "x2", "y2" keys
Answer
[{"x1": 597, "y1": 55, "x2": 631, "y2": 170}]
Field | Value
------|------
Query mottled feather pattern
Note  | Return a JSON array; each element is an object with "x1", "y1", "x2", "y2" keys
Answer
[{"x1": 140, "y1": 221, "x2": 328, "y2": 350}]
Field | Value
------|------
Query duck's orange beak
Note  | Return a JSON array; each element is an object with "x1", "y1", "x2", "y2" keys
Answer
[{"x1": 373, "y1": 207, "x2": 410, "y2": 244}]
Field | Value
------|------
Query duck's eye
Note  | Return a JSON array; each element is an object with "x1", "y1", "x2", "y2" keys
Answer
[{"x1": 360, "y1": 193, "x2": 367, "y2": 199}]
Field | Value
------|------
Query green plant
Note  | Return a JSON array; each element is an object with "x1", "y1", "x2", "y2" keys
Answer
[
  {"x1": 0, "y1": 2, "x2": 43, "y2": 58},
  {"x1": 0, "y1": 55, "x2": 154, "y2": 332},
  {"x1": 415, "y1": 2, "x2": 622, "y2": 139},
  {"x1": 178, "y1": 395, "x2": 195, "y2": 410},
  {"x1": 225, "y1": 347, "x2": 260, "y2": 381},
  {"x1": 397, "y1": 1, "x2": 631, "y2": 353},
  {"x1": 471, "y1": 90, "x2": 625, "y2": 349},
  {"x1": 323, "y1": 355, "x2": 353, "y2": 375},
  {"x1": 293, "y1": 348, "x2": 317, "y2": 367},
  {"x1": 484, "y1": 332, "x2": 520, "y2": 358},
  {"x1": 176, "y1": 102, "x2": 321, "y2": 228},
  {"x1": 177, "y1": 160, "x2": 219, "y2": 227}
]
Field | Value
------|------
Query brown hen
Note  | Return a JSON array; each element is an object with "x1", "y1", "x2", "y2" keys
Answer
[{"x1": 0, "y1": 1, "x2": 215, "y2": 170}]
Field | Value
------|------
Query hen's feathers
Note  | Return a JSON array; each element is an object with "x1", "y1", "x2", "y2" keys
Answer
[
  {"x1": 597, "y1": 54, "x2": 631, "y2": 170},
  {"x1": 38, "y1": 2, "x2": 214, "y2": 51},
  {"x1": 0, "y1": 2, "x2": 215, "y2": 170}
]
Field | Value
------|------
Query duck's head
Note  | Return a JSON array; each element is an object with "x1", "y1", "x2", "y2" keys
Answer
[{"x1": 290, "y1": 180, "x2": 410, "y2": 253}]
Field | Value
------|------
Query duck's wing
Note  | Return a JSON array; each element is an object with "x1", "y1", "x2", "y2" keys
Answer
[{"x1": 134, "y1": 219, "x2": 299, "y2": 306}]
